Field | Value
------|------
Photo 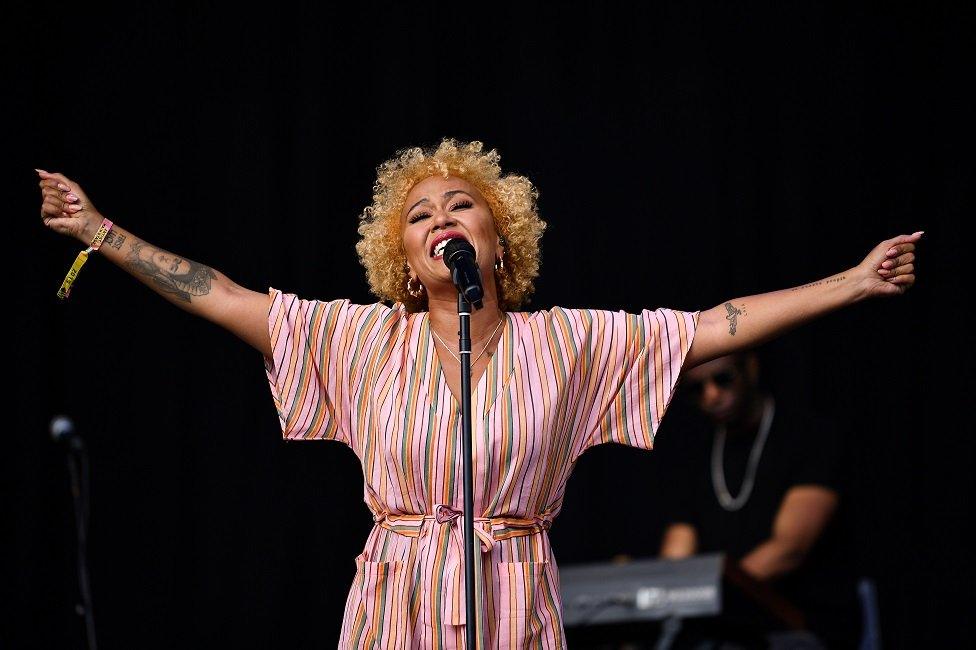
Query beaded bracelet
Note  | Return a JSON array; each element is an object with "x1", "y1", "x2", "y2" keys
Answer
[{"x1": 57, "y1": 217, "x2": 114, "y2": 300}]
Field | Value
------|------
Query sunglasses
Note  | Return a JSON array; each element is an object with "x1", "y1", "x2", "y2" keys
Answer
[{"x1": 682, "y1": 369, "x2": 737, "y2": 398}]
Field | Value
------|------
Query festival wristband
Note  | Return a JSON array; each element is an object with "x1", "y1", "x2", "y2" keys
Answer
[{"x1": 57, "y1": 218, "x2": 114, "y2": 300}]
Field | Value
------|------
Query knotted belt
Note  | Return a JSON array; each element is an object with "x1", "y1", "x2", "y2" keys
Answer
[{"x1": 373, "y1": 504, "x2": 553, "y2": 626}]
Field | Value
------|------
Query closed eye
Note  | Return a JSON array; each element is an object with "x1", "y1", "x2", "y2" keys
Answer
[{"x1": 408, "y1": 200, "x2": 473, "y2": 224}]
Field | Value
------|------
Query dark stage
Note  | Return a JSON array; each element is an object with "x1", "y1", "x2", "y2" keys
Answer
[{"x1": 8, "y1": 3, "x2": 970, "y2": 648}]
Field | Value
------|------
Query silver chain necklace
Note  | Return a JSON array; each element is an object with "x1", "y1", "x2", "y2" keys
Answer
[
  {"x1": 711, "y1": 397, "x2": 775, "y2": 512},
  {"x1": 430, "y1": 315, "x2": 505, "y2": 367}
]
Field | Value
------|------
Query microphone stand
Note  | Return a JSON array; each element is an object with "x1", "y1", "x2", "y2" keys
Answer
[
  {"x1": 65, "y1": 438, "x2": 98, "y2": 650},
  {"x1": 456, "y1": 291, "x2": 479, "y2": 648}
]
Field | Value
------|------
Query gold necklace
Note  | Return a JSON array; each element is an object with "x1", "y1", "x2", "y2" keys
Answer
[{"x1": 430, "y1": 316, "x2": 505, "y2": 367}]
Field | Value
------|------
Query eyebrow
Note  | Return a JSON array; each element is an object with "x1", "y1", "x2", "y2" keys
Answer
[{"x1": 405, "y1": 190, "x2": 474, "y2": 217}]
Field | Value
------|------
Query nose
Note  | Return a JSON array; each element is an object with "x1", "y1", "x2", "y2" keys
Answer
[
  {"x1": 700, "y1": 379, "x2": 722, "y2": 407},
  {"x1": 431, "y1": 208, "x2": 456, "y2": 229}
]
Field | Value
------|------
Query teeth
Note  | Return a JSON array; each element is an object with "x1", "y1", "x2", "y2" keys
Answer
[{"x1": 433, "y1": 239, "x2": 452, "y2": 257}]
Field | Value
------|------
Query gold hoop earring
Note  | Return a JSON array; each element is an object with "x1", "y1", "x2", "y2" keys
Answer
[
  {"x1": 406, "y1": 276, "x2": 425, "y2": 298},
  {"x1": 494, "y1": 257, "x2": 505, "y2": 273}
]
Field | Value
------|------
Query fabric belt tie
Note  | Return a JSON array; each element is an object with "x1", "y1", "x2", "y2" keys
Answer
[{"x1": 373, "y1": 505, "x2": 552, "y2": 626}]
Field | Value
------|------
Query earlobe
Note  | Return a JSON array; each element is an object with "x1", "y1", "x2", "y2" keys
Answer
[{"x1": 495, "y1": 236, "x2": 507, "y2": 267}]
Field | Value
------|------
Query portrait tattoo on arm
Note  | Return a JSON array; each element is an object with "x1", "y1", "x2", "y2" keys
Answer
[
  {"x1": 124, "y1": 241, "x2": 216, "y2": 302},
  {"x1": 724, "y1": 302, "x2": 745, "y2": 336}
]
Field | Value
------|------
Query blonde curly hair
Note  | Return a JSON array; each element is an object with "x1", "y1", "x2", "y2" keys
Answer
[{"x1": 356, "y1": 139, "x2": 546, "y2": 312}]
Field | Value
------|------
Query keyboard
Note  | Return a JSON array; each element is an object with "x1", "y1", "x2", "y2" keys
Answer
[{"x1": 560, "y1": 553, "x2": 723, "y2": 626}]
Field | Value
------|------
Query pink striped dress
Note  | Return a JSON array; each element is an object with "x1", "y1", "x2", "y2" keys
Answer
[{"x1": 264, "y1": 287, "x2": 698, "y2": 648}]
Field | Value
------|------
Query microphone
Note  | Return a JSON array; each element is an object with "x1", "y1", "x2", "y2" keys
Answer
[
  {"x1": 442, "y1": 239, "x2": 484, "y2": 305},
  {"x1": 50, "y1": 415, "x2": 84, "y2": 451}
]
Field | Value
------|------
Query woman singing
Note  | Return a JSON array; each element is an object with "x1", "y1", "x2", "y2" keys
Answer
[{"x1": 37, "y1": 139, "x2": 919, "y2": 648}]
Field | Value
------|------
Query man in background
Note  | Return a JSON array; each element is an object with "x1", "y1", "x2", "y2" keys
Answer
[{"x1": 660, "y1": 351, "x2": 860, "y2": 648}]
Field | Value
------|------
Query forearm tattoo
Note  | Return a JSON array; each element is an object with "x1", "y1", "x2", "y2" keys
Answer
[
  {"x1": 124, "y1": 241, "x2": 216, "y2": 302},
  {"x1": 725, "y1": 302, "x2": 745, "y2": 336},
  {"x1": 791, "y1": 275, "x2": 846, "y2": 292},
  {"x1": 103, "y1": 230, "x2": 126, "y2": 251}
]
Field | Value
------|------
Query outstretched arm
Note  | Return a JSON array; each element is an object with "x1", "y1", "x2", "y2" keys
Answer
[
  {"x1": 38, "y1": 169, "x2": 272, "y2": 357},
  {"x1": 684, "y1": 232, "x2": 922, "y2": 368}
]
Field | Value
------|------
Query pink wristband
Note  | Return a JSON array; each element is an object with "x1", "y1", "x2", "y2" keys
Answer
[{"x1": 87, "y1": 217, "x2": 114, "y2": 252}]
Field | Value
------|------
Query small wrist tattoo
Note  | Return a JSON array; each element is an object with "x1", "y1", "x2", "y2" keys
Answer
[
  {"x1": 791, "y1": 275, "x2": 846, "y2": 292},
  {"x1": 104, "y1": 231, "x2": 126, "y2": 250}
]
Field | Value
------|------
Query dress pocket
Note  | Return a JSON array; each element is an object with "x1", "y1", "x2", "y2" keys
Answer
[
  {"x1": 491, "y1": 561, "x2": 548, "y2": 648},
  {"x1": 340, "y1": 552, "x2": 408, "y2": 649}
]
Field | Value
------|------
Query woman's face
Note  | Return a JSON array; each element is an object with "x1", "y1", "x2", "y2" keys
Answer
[{"x1": 400, "y1": 175, "x2": 504, "y2": 296}]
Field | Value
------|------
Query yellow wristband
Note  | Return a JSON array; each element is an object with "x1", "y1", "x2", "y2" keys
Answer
[{"x1": 56, "y1": 218, "x2": 114, "y2": 300}]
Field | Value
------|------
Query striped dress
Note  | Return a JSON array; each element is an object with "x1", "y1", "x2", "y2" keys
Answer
[{"x1": 264, "y1": 287, "x2": 698, "y2": 649}]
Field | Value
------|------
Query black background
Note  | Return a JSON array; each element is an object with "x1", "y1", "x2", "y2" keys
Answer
[{"x1": 7, "y1": 2, "x2": 971, "y2": 648}]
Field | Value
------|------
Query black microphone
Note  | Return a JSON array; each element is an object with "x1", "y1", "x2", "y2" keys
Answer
[
  {"x1": 442, "y1": 239, "x2": 484, "y2": 305},
  {"x1": 50, "y1": 415, "x2": 84, "y2": 451}
]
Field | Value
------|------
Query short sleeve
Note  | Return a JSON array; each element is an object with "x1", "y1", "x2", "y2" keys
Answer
[
  {"x1": 790, "y1": 413, "x2": 846, "y2": 492},
  {"x1": 572, "y1": 307, "x2": 699, "y2": 456},
  {"x1": 263, "y1": 287, "x2": 393, "y2": 446}
]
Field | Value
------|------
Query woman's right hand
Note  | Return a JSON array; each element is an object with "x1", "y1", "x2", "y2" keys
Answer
[{"x1": 36, "y1": 169, "x2": 103, "y2": 244}]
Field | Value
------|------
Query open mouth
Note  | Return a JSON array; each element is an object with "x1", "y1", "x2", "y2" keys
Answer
[{"x1": 429, "y1": 231, "x2": 468, "y2": 259}]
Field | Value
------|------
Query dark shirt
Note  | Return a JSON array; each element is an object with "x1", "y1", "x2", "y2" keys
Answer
[{"x1": 663, "y1": 399, "x2": 859, "y2": 647}]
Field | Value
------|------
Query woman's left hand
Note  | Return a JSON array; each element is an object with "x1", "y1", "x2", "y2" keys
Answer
[{"x1": 854, "y1": 231, "x2": 923, "y2": 298}]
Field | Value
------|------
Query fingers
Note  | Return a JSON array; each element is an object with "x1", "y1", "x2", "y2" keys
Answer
[
  {"x1": 38, "y1": 178, "x2": 65, "y2": 190},
  {"x1": 886, "y1": 273, "x2": 915, "y2": 287},
  {"x1": 36, "y1": 170, "x2": 92, "y2": 215},
  {"x1": 42, "y1": 195, "x2": 73, "y2": 219},
  {"x1": 886, "y1": 242, "x2": 915, "y2": 255},
  {"x1": 39, "y1": 181, "x2": 78, "y2": 204},
  {"x1": 37, "y1": 170, "x2": 85, "y2": 226},
  {"x1": 878, "y1": 262, "x2": 914, "y2": 278},
  {"x1": 878, "y1": 233, "x2": 921, "y2": 287},
  {"x1": 36, "y1": 169, "x2": 74, "y2": 186},
  {"x1": 41, "y1": 189, "x2": 81, "y2": 210},
  {"x1": 881, "y1": 252, "x2": 915, "y2": 269},
  {"x1": 36, "y1": 170, "x2": 79, "y2": 203},
  {"x1": 40, "y1": 185, "x2": 80, "y2": 204},
  {"x1": 42, "y1": 195, "x2": 82, "y2": 215},
  {"x1": 884, "y1": 231, "x2": 923, "y2": 251},
  {"x1": 41, "y1": 195, "x2": 63, "y2": 212},
  {"x1": 885, "y1": 242, "x2": 915, "y2": 258}
]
